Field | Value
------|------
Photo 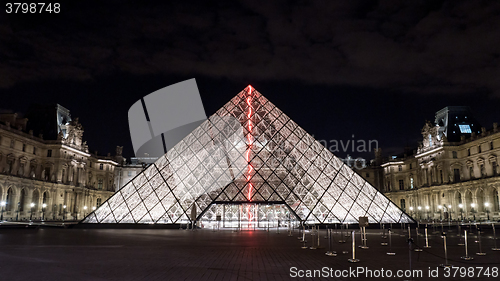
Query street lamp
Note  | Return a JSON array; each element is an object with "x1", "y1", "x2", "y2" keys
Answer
[
  {"x1": 83, "y1": 206, "x2": 87, "y2": 217},
  {"x1": 42, "y1": 203, "x2": 47, "y2": 221},
  {"x1": 425, "y1": 205, "x2": 430, "y2": 220},
  {"x1": 92, "y1": 206, "x2": 96, "y2": 211},
  {"x1": 470, "y1": 203, "x2": 476, "y2": 221},
  {"x1": 30, "y1": 203, "x2": 35, "y2": 221},
  {"x1": 417, "y1": 206, "x2": 422, "y2": 220},
  {"x1": 63, "y1": 205, "x2": 67, "y2": 221},
  {"x1": 0, "y1": 201, "x2": 5, "y2": 221},
  {"x1": 458, "y1": 204, "x2": 463, "y2": 221},
  {"x1": 484, "y1": 202, "x2": 490, "y2": 221},
  {"x1": 438, "y1": 205, "x2": 443, "y2": 220}
]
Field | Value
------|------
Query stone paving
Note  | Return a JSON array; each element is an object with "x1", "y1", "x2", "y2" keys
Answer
[{"x1": 0, "y1": 224, "x2": 499, "y2": 281}]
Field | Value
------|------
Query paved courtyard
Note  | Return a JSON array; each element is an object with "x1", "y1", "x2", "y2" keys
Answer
[{"x1": 0, "y1": 224, "x2": 499, "y2": 280}]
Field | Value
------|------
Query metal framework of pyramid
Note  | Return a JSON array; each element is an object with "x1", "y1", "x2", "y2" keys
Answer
[{"x1": 82, "y1": 86, "x2": 414, "y2": 224}]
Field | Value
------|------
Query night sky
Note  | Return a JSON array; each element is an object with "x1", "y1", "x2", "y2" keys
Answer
[{"x1": 1, "y1": 0, "x2": 499, "y2": 161}]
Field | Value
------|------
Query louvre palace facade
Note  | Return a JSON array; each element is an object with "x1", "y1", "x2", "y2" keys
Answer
[
  {"x1": 379, "y1": 106, "x2": 500, "y2": 222},
  {"x1": 0, "y1": 104, "x2": 129, "y2": 221}
]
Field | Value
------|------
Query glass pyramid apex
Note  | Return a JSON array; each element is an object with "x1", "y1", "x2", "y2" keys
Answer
[{"x1": 83, "y1": 86, "x2": 415, "y2": 224}]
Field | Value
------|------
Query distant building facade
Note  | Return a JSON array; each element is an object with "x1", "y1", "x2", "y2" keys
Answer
[
  {"x1": 363, "y1": 106, "x2": 500, "y2": 221},
  {"x1": 0, "y1": 104, "x2": 127, "y2": 221}
]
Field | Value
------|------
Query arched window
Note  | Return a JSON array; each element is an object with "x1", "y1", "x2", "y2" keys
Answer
[
  {"x1": 42, "y1": 192, "x2": 48, "y2": 205},
  {"x1": 19, "y1": 189, "x2": 26, "y2": 212},
  {"x1": 493, "y1": 190, "x2": 499, "y2": 212}
]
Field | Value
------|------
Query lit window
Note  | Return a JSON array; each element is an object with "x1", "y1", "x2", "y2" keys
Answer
[
  {"x1": 410, "y1": 178, "x2": 414, "y2": 188},
  {"x1": 459, "y1": 125, "x2": 472, "y2": 133}
]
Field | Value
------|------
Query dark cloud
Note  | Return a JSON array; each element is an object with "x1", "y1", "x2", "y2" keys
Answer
[{"x1": 1, "y1": 0, "x2": 500, "y2": 96}]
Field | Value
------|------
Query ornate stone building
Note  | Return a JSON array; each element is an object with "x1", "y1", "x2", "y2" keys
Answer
[
  {"x1": 0, "y1": 104, "x2": 123, "y2": 221},
  {"x1": 373, "y1": 106, "x2": 500, "y2": 221}
]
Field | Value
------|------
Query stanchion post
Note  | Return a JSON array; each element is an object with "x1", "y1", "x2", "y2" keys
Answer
[
  {"x1": 348, "y1": 231, "x2": 360, "y2": 262},
  {"x1": 326, "y1": 229, "x2": 337, "y2": 256},
  {"x1": 339, "y1": 224, "x2": 346, "y2": 243},
  {"x1": 387, "y1": 229, "x2": 395, "y2": 255},
  {"x1": 424, "y1": 226, "x2": 431, "y2": 248},
  {"x1": 359, "y1": 226, "x2": 369, "y2": 249},
  {"x1": 310, "y1": 226, "x2": 317, "y2": 250},
  {"x1": 476, "y1": 228, "x2": 486, "y2": 256},
  {"x1": 461, "y1": 230, "x2": 474, "y2": 260},
  {"x1": 440, "y1": 232, "x2": 453, "y2": 268},
  {"x1": 414, "y1": 226, "x2": 422, "y2": 252},
  {"x1": 492, "y1": 223, "x2": 499, "y2": 251},
  {"x1": 301, "y1": 224, "x2": 308, "y2": 249}
]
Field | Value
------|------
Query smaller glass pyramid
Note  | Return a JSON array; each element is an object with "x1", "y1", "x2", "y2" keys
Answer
[{"x1": 83, "y1": 86, "x2": 414, "y2": 224}]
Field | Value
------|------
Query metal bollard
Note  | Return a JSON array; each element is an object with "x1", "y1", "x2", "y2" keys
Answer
[
  {"x1": 424, "y1": 226, "x2": 431, "y2": 248},
  {"x1": 461, "y1": 230, "x2": 474, "y2": 260},
  {"x1": 348, "y1": 231, "x2": 360, "y2": 263},
  {"x1": 387, "y1": 229, "x2": 395, "y2": 255},
  {"x1": 440, "y1": 232, "x2": 453, "y2": 268},
  {"x1": 492, "y1": 223, "x2": 500, "y2": 251},
  {"x1": 476, "y1": 229, "x2": 486, "y2": 256}
]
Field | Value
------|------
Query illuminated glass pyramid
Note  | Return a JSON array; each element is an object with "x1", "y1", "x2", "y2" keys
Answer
[{"x1": 82, "y1": 86, "x2": 414, "y2": 224}]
